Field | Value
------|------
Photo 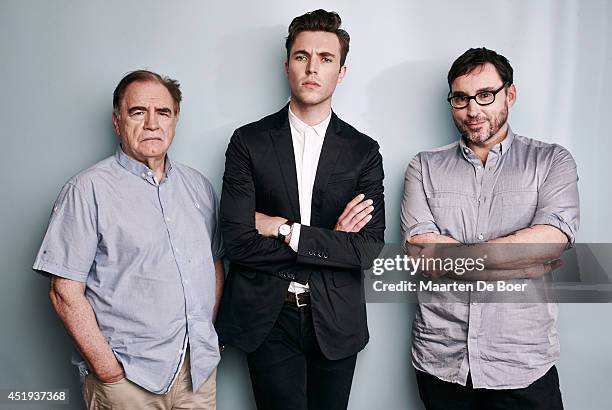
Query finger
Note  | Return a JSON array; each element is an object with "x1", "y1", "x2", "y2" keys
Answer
[
  {"x1": 336, "y1": 201, "x2": 369, "y2": 231},
  {"x1": 407, "y1": 244, "x2": 422, "y2": 258},
  {"x1": 349, "y1": 205, "x2": 374, "y2": 226},
  {"x1": 344, "y1": 199, "x2": 373, "y2": 222},
  {"x1": 346, "y1": 193, "x2": 365, "y2": 209},
  {"x1": 351, "y1": 214, "x2": 372, "y2": 232},
  {"x1": 521, "y1": 264, "x2": 551, "y2": 279},
  {"x1": 337, "y1": 194, "x2": 365, "y2": 221}
]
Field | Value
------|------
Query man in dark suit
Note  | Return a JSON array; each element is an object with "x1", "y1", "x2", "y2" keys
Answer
[{"x1": 216, "y1": 9, "x2": 385, "y2": 410}]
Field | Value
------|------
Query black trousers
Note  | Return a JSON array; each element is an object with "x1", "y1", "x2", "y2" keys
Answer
[
  {"x1": 416, "y1": 366, "x2": 564, "y2": 410},
  {"x1": 246, "y1": 303, "x2": 357, "y2": 410}
]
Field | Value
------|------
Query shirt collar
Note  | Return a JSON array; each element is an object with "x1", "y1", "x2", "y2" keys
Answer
[
  {"x1": 288, "y1": 105, "x2": 331, "y2": 137},
  {"x1": 115, "y1": 145, "x2": 173, "y2": 183},
  {"x1": 458, "y1": 124, "x2": 516, "y2": 160}
]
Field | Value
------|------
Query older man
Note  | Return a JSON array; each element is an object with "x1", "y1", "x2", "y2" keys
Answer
[
  {"x1": 401, "y1": 48, "x2": 579, "y2": 409},
  {"x1": 33, "y1": 70, "x2": 223, "y2": 409}
]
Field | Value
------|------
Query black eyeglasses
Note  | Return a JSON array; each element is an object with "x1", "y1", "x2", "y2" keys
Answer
[{"x1": 447, "y1": 82, "x2": 510, "y2": 109}]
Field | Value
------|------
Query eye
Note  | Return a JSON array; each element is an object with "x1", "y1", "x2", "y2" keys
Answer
[
  {"x1": 478, "y1": 92, "x2": 493, "y2": 99},
  {"x1": 295, "y1": 55, "x2": 307, "y2": 61},
  {"x1": 322, "y1": 57, "x2": 333, "y2": 63},
  {"x1": 131, "y1": 110, "x2": 145, "y2": 117}
]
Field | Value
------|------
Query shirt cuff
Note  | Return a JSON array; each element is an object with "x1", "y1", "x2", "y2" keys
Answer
[
  {"x1": 531, "y1": 212, "x2": 576, "y2": 244},
  {"x1": 32, "y1": 260, "x2": 89, "y2": 282},
  {"x1": 404, "y1": 222, "x2": 441, "y2": 243},
  {"x1": 288, "y1": 223, "x2": 301, "y2": 252},
  {"x1": 402, "y1": 222, "x2": 441, "y2": 252}
]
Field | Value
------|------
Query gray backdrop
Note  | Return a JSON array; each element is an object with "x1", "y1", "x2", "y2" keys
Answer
[{"x1": 1, "y1": 0, "x2": 611, "y2": 409}]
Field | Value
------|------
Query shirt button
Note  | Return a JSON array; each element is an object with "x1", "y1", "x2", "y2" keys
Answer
[
  {"x1": 477, "y1": 165, "x2": 482, "y2": 169},
  {"x1": 147, "y1": 171, "x2": 153, "y2": 176},
  {"x1": 471, "y1": 302, "x2": 478, "y2": 305},
  {"x1": 166, "y1": 217, "x2": 171, "y2": 222},
  {"x1": 141, "y1": 173, "x2": 146, "y2": 178},
  {"x1": 478, "y1": 234, "x2": 484, "y2": 240},
  {"x1": 187, "y1": 314, "x2": 192, "y2": 320}
]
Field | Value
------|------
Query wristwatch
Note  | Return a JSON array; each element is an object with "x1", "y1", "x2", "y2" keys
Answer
[{"x1": 278, "y1": 221, "x2": 294, "y2": 242}]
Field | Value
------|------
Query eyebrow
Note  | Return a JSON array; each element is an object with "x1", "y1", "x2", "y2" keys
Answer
[
  {"x1": 127, "y1": 106, "x2": 173, "y2": 115},
  {"x1": 127, "y1": 106, "x2": 147, "y2": 114},
  {"x1": 292, "y1": 49, "x2": 336, "y2": 58},
  {"x1": 450, "y1": 86, "x2": 498, "y2": 96}
]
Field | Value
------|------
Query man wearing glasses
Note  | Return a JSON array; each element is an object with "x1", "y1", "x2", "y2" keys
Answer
[{"x1": 401, "y1": 48, "x2": 579, "y2": 409}]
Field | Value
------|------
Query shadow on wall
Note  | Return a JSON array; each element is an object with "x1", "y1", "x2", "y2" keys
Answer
[
  {"x1": 178, "y1": 25, "x2": 293, "y2": 191},
  {"x1": 214, "y1": 25, "x2": 290, "y2": 127},
  {"x1": 365, "y1": 59, "x2": 458, "y2": 160}
]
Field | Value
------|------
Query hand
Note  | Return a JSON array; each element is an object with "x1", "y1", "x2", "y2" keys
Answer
[
  {"x1": 94, "y1": 358, "x2": 125, "y2": 384},
  {"x1": 255, "y1": 212, "x2": 287, "y2": 238},
  {"x1": 448, "y1": 259, "x2": 563, "y2": 281},
  {"x1": 334, "y1": 194, "x2": 374, "y2": 232},
  {"x1": 407, "y1": 242, "x2": 446, "y2": 278}
]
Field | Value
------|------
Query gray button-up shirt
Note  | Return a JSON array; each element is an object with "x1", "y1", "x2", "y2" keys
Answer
[
  {"x1": 401, "y1": 126, "x2": 579, "y2": 389},
  {"x1": 33, "y1": 147, "x2": 224, "y2": 394}
]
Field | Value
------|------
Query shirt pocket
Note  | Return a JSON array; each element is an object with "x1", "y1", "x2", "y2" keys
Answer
[
  {"x1": 426, "y1": 193, "x2": 465, "y2": 235},
  {"x1": 499, "y1": 190, "x2": 538, "y2": 233}
]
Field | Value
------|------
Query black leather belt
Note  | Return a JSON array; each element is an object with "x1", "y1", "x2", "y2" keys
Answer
[{"x1": 285, "y1": 291, "x2": 310, "y2": 307}]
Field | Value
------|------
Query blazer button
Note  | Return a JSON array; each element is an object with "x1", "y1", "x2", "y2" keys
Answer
[{"x1": 323, "y1": 253, "x2": 328, "y2": 259}]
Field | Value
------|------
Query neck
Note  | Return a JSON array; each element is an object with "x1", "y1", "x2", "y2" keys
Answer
[
  {"x1": 143, "y1": 157, "x2": 166, "y2": 184},
  {"x1": 289, "y1": 99, "x2": 332, "y2": 126},
  {"x1": 123, "y1": 148, "x2": 167, "y2": 184},
  {"x1": 466, "y1": 123, "x2": 508, "y2": 165}
]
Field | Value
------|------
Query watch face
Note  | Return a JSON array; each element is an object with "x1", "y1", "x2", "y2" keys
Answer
[{"x1": 279, "y1": 224, "x2": 291, "y2": 236}]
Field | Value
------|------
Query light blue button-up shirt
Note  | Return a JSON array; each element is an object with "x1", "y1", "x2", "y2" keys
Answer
[{"x1": 33, "y1": 147, "x2": 223, "y2": 393}]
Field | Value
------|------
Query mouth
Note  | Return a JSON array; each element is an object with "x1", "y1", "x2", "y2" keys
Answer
[
  {"x1": 465, "y1": 120, "x2": 486, "y2": 129},
  {"x1": 140, "y1": 137, "x2": 163, "y2": 142},
  {"x1": 301, "y1": 80, "x2": 321, "y2": 88}
]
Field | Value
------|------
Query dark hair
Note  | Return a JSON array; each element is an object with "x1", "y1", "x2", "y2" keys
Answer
[
  {"x1": 285, "y1": 9, "x2": 350, "y2": 66},
  {"x1": 447, "y1": 47, "x2": 513, "y2": 89},
  {"x1": 113, "y1": 70, "x2": 182, "y2": 114}
]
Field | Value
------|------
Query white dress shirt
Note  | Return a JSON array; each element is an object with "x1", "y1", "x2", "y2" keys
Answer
[{"x1": 287, "y1": 106, "x2": 331, "y2": 294}]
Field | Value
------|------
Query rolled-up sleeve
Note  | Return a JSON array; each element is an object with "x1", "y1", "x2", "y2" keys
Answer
[
  {"x1": 400, "y1": 154, "x2": 440, "y2": 243},
  {"x1": 32, "y1": 181, "x2": 98, "y2": 282},
  {"x1": 530, "y1": 145, "x2": 580, "y2": 243}
]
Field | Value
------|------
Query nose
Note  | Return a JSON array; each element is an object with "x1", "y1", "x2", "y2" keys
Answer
[
  {"x1": 144, "y1": 110, "x2": 159, "y2": 130},
  {"x1": 306, "y1": 57, "x2": 319, "y2": 75},
  {"x1": 465, "y1": 99, "x2": 481, "y2": 117}
]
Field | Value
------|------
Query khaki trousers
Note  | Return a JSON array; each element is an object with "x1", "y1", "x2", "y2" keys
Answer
[{"x1": 82, "y1": 354, "x2": 216, "y2": 410}]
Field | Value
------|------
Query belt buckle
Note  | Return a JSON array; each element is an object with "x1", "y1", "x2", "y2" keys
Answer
[{"x1": 295, "y1": 292, "x2": 308, "y2": 308}]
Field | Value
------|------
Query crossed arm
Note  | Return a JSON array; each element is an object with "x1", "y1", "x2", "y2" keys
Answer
[
  {"x1": 220, "y1": 131, "x2": 385, "y2": 276},
  {"x1": 402, "y1": 147, "x2": 578, "y2": 281},
  {"x1": 255, "y1": 193, "x2": 375, "y2": 242},
  {"x1": 407, "y1": 225, "x2": 567, "y2": 280}
]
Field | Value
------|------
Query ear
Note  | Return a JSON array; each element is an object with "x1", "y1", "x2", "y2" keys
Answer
[
  {"x1": 112, "y1": 112, "x2": 121, "y2": 137},
  {"x1": 337, "y1": 65, "x2": 347, "y2": 84},
  {"x1": 506, "y1": 83, "x2": 517, "y2": 108},
  {"x1": 284, "y1": 60, "x2": 289, "y2": 78}
]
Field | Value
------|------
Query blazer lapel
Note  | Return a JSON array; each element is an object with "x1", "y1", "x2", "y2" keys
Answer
[
  {"x1": 311, "y1": 112, "x2": 344, "y2": 211},
  {"x1": 270, "y1": 105, "x2": 301, "y2": 222}
]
